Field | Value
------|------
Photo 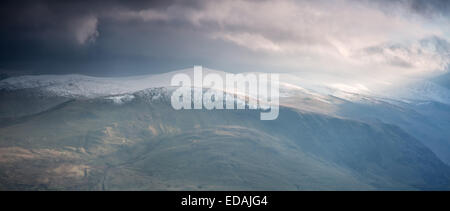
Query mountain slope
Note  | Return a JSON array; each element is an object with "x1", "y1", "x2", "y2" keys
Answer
[{"x1": 0, "y1": 88, "x2": 449, "y2": 190}]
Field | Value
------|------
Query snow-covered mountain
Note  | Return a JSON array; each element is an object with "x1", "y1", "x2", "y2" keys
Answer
[
  {"x1": 1, "y1": 67, "x2": 450, "y2": 190},
  {"x1": 0, "y1": 71, "x2": 174, "y2": 98},
  {"x1": 2, "y1": 67, "x2": 447, "y2": 104}
]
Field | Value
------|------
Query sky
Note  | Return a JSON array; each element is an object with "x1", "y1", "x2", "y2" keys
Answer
[{"x1": 0, "y1": 0, "x2": 449, "y2": 86}]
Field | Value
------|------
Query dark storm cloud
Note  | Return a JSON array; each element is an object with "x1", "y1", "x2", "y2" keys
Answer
[
  {"x1": 0, "y1": 0, "x2": 197, "y2": 44},
  {"x1": 369, "y1": 0, "x2": 450, "y2": 18},
  {"x1": 0, "y1": 0, "x2": 189, "y2": 75},
  {"x1": 0, "y1": 0, "x2": 449, "y2": 76},
  {"x1": 403, "y1": 0, "x2": 450, "y2": 17}
]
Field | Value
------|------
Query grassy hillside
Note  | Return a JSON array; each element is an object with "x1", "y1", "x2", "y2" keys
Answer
[{"x1": 0, "y1": 89, "x2": 449, "y2": 190}]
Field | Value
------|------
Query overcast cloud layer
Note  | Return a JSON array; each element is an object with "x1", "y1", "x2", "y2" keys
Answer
[{"x1": 0, "y1": 0, "x2": 449, "y2": 87}]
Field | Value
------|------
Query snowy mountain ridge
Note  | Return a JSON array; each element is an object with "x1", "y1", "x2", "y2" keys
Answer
[{"x1": 1, "y1": 67, "x2": 449, "y2": 105}]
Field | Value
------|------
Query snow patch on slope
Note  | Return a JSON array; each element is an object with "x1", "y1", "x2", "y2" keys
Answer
[{"x1": 105, "y1": 94, "x2": 135, "y2": 105}]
